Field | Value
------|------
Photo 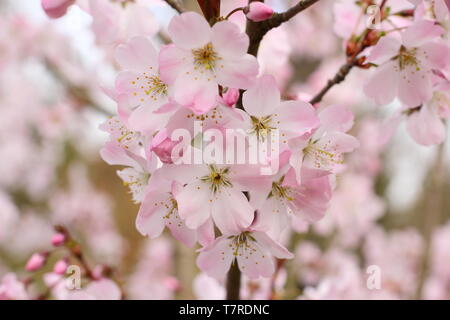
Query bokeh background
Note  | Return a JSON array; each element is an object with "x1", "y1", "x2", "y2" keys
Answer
[{"x1": 0, "y1": 0, "x2": 449, "y2": 299}]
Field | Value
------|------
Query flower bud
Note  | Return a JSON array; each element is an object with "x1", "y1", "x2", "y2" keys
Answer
[
  {"x1": 51, "y1": 233, "x2": 66, "y2": 246},
  {"x1": 25, "y1": 253, "x2": 47, "y2": 272},
  {"x1": 246, "y1": 2, "x2": 274, "y2": 22},
  {"x1": 220, "y1": 88, "x2": 239, "y2": 107},
  {"x1": 151, "y1": 129, "x2": 180, "y2": 164},
  {"x1": 53, "y1": 260, "x2": 68, "y2": 275},
  {"x1": 41, "y1": 0, "x2": 76, "y2": 19}
]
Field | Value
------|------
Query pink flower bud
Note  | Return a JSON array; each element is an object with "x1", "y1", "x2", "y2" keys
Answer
[
  {"x1": 25, "y1": 253, "x2": 46, "y2": 272},
  {"x1": 221, "y1": 88, "x2": 240, "y2": 107},
  {"x1": 151, "y1": 129, "x2": 180, "y2": 164},
  {"x1": 53, "y1": 260, "x2": 68, "y2": 275},
  {"x1": 41, "y1": 0, "x2": 76, "y2": 19},
  {"x1": 246, "y1": 2, "x2": 274, "y2": 22},
  {"x1": 51, "y1": 233, "x2": 66, "y2": 246}
]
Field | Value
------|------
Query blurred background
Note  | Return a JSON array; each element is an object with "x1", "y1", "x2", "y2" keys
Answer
[{"x1": 0, "y1": 0, "x2": 449, "y2": 299}]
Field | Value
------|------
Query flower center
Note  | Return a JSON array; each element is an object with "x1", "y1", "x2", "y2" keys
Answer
[
  {"x1": 250, "y1": 115, "x2": 275, "y2": 141},
  {"x1": 229, "y1": 232, "x2": 257, "y2": 257},
  {"x1": 106, "y1": 118, "x2": 141, "y2": 150},
  {"x1": 304, "y1": 139, "x2": 343, "y2": 169},
  {"x1": 118, "y1": 168, "x2": 150, "y2": 203},
  {"x1": 192, "y1": 43, "x2": 220, "y2": 70},
  {"x1": 200, "y1": 165, "x2": 232, "y2": 193},
  {"x1": 396, "y1": 46, "x2": 420, "y2": 71},
  {"x1": 269, "y1": 178, "x2": 293, "y2": 201},
  {"x1": 131, "y1": 71, "x2": 168, "y2": 104}
]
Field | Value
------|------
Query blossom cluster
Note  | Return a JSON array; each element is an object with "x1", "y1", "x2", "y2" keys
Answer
[
  {"x1": 98, "y1": 10, "x2": 362, "y2": 280},
  {"x1": 97, "y1": 0, "x2": 449, "y2": 281},
  {"x1": 1, "y1": 0, "x2": 449, "y2": 301}
]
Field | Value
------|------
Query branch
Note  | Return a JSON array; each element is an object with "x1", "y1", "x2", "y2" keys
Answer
[
  {"x1": 275, "y1": 0, "x2": 321, "y2": 23},
  {"x1": 226, "y1": 263, "x2": 241, "y2": 300},
  {"x1": 246, "y1": 0, "x2": 321, "y2": 56},
  {"x1": 164, "y1": 0, "x2": 185, "y2": 14},
  {"x1": 309, "y1": 61, "x2": 354, "y2": 105}
]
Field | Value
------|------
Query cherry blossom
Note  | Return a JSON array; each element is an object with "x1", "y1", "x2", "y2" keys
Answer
[
  {"x1": 364, "y1": 20, "x2": 449, "y2": 107},
  {"x1": 159, "y1": 12, "x2": 259, "y2": 114},
  {"x1": 197, "y1": 230, "x2": 293, "y2": 280}
]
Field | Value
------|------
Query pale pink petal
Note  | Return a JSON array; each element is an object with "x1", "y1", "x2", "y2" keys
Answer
[
  {"x1": 316, "y1": 132, "x2": 360, "y2": 154},
  {"x1": 128, "y1": 102, "x2": 171, "y2": 133},
  {"x1": 211, "y1": 21, "x2": 249, "y2": 58},
  {"x1": 289, "y1": 170, "x2": 332, "y2": 222},
  {"x1": 211, "y1": 189, "x2": 254, "y2": 234},
  {"x1": 115, "y1": 36, "x2": 158, "y2": 72},
  {"x1": 165, "y1": 210, "x2": 197, "y2": 247},
  {"x1": 197, "y1": 218, "x2": 215, "y2": 246},
  {"x1": 253, "y1": 197, "x2": 289, "y2": 240},
  {"x1": 216, "y1": 54, "x2": 259, "y2": 89},
  {"x1": 318, "y1": 104, "x2": 354, "y2": 133},
  {"x1": 135, "y1": 191, "x2": 167, "y2": 238},
  {"x1": 364, "y1": 61, "x2": 399, "y2": 105},
  {"x1": 173, "y1": 71, "x2": 218, "y2": 114},
  {"x1": 276, "y1": 101, "x2": 320, "y2": 137},
  {"x1": 419, "y1": 42, "x2": 450, "y2": 70},
  {"x1": 175, "y1": 181, "x2": 212, "y2": 229},
  {"x1": 168, "y1": 12, "x2": 211, "y2": 50},
  {"x1": 159, "y1": 44, "x2": 190, "y2": 84},
  {"x1": 242, "y1": 75, "x2": 280, "y2": 117},
  {"x1": 398, "y1": 66, "x2": 432, "y2": 107},
  {"x1": 252, "y1": 231, "x2": 294, "y2": 259},
  {"x1": 367, "y1": 36, "x2": 402, "y2": 65},
  {"x1": 100, "y1": 142, "x2": 140, "y2": 168},
  {"x1": 197, "y1": 237, "x2": 234, "y2": 280},
  {"x1": 407, "y1": 105, "x2": 446, "y2": 145},
  {"x1": 401, "y1": 20, "x2": 444, "y2": 48},
  {"x1": 237, "y1": 241, "x2": 275, "y2": 279}
]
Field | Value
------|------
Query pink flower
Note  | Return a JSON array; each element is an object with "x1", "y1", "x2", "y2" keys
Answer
[
  {"x1": 406, "y1": 81, "x2": 450, "y2": 145},
  {"x1": 252, "y1": 166, "x2": 333, "y2": 239},
  {"x1": 114, "y1": 36, "x2": 178, "y2": 134},
  {"x1": 289, "y1": 104, "x2": 359, "y2": 183},
  {"x1": 136, "y1": 169, "x2": 214, "y2": 247},
  {"x1": 25, "y1": 253, "x2": 47, "y2": 271},
  {"x1": 241, "y1": 75, "x2": 320, "y2": 146},
  {"x1": 197, "y1": 230, "x2": 293, "y2": 280},
  {"x1": 364, "y1": 20, "x2": 449, "y2": 107},
  {"x1": 41, "y1": 0, "x2": 75, "y2": 19},
  {"x1": 100, "y1": 117, "x2": 158, "y2": 203},
  {"x1": 168, "y1": 163, "x2": 270, "y2": 235},
  {"x1": 159, "y1": 12, "x2": 259, "y2": 114},
  {"x1": 246, "y1": 2, "x2": 274, "y2": 22}
]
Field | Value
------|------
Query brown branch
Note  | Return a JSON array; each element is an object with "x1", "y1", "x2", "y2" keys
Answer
[
  {"x1": 309, "y1": 61, "x2": 355, "y2": 105},
  {"x1": 246, "y1": 0, "x2": 321, "y2": 56},
  {"x1": 164, "y1": 0, "x2": 185, "y2": 14},
  {"x1": 226, "y1": 263, "x2": 241, "y2": 300}
]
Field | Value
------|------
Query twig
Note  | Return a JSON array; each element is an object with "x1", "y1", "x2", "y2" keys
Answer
[
  {"x1": 309, "y1": 61, "x2": 355, "y2": 105},
  {"x1": 164, "y1": 0, "x2": 185, "y2": 14},
  {"x1": 246, "y1": 0, "x2": 321, "y2": 56}
]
